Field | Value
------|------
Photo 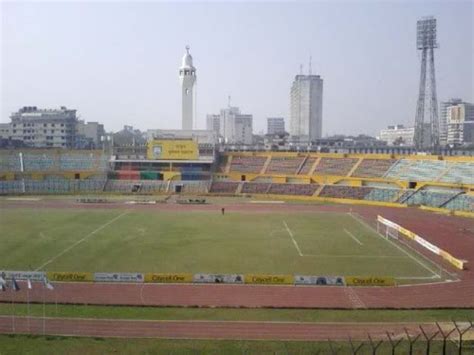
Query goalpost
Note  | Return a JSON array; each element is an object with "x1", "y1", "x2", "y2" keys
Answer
[{"x1": 377, "y1": 219, "x2": 399, "y2": 240}]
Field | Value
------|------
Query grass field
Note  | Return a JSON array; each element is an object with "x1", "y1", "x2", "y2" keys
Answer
[{"x1": 0, "y1": 207, "x2": 441, "y2": 281}]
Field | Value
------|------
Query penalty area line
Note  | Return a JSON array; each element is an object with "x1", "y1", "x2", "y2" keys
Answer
[
  {"x1": 283, "y1": 220, "x2": 303, "y2": 257},
  {"x1": 35, "y1": 210, "x2": 130, "y2": 271},
  {"x1": 343, "y1": 228, "x2": 363, "y2": 246}
]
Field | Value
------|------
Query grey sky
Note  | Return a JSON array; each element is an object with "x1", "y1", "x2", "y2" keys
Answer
[{"x1": 1, "y1": 0, "x2": 472, "y2": 136}]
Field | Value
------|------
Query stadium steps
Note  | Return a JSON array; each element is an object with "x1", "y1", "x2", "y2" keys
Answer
[
  {"x1": 347, "y1": 157, "x2": 363, "y2": 177},
  {"x1": 434, "y1": 162, "x2": 456, "y2": 182},
  {"x1": 224, "y1": 155, "x2": 233, "y2": 174},
  {"x1": 438, "y1": 191, "x2": 465, "y2": 209},
  {"x1": 308, "y1": 157, "x2": 322, "y2": 176},
  {"x1": 398, "y1": 189, "x2": 418, "y2": 204},
  {"x1": 295, "y1": 155, "x2": 309, "y2": 175},
  {"x1": 260, "y1": 156, "x2": 272, "y2": 174},
  {"x1": 235, "y1": 182, "x2": 244, "y2": 194},
  {"x1": 313, "y1": 184, "x2": 325, "y2": 197}
]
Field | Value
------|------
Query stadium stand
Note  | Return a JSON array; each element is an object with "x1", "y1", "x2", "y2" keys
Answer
[
  {"x1": 297, "y1": 157, "x2": 317, "y2": 175},
  {"x1": 363, "y1": 188, "x2": 401, "y2": 202},
  {"x1": 352, "y1": 159, "x2": 397, "y2": 178},
  {"x1": 319, "y1": 185, "x2": 374, "y2": 200},
  {"x1": 384, "y1": 159, "x2": 449, "y2": 182},
  {"x1": 265, "y1": 157, "x2": 304, "y2": 175},
  {"x1": 313, "y1": 158, "x2": 358, "y2": 176},
  {"x1": 209, "y1": 181, "x2": 239, "y2": 194},
  {"x1": 241, "y1": 182, "x2": 271, "y2": 194},
  {"x1": 229, "y1": 156, "x2": 267, "y2": 173},
  {"x1": 439, "y1": 162, "x2": 474, "y2": 185},
  {"x1": 267, "y1": 183, "x2": 318, "y2": 196}
]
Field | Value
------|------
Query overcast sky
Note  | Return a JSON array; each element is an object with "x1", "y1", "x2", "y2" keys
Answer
[{"x1": 1, "y1": 0, "x2": 472, "y2": 136}]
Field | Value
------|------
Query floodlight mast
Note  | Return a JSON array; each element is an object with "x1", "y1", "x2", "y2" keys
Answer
[{"x1": 414, "y1": 17, "x2": 439, "y2": 151}]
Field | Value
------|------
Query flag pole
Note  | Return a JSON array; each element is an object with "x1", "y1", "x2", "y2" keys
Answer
[
  {"x1": 11, "y1": 286, "x2": 15, "y2": 333},
  {"x1": 27, "y1": 279, "x2": 31, "y2": 333},
  {"x1": 42, "y1": 282, "x2": 46, "y2": 336}
]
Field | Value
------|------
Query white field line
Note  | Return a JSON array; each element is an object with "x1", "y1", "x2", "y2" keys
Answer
[
  {"x1": 302, "y1": 255, "x2": 407, "y2": 258},
  {"x1": 35, "y1": 210, "x2": 130, "y2": 271},
  {"x1": 394, "y1": 275, "x2": 439, "y2": 280},
  {"x1": 283, "y1": 221, "x2": 303, "y2": 257},
  {"x1": 343, "y1": 228, "x2": 363, "y2": 246},
  {"x1": 347, "y1": 212, "x2": 441, "y2": 279}
]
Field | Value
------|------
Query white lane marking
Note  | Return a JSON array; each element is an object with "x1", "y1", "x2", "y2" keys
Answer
[
  {"x1": 283, "y1": 221, "x2": 303, "y2": 257},
  {"x1": 35, "y1": 210, "x2": 130, "y2": 271},
  {"x1": 343, "y1": 228, "x2": 363, "y2": 246}
]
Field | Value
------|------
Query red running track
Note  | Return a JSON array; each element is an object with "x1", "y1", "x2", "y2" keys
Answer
[
  {"x1": 0, "y1": 316, "x2": 442, "y2": 341},
  {"x1": 1, "y1": 200, "x2": 473, "y2": 309}
]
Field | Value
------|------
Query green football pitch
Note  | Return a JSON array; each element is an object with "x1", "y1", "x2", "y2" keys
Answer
[{"x1": 0, "y1": 208, "x2": 443, "y2": 282}]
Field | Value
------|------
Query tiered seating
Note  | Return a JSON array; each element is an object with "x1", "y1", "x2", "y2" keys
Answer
[
  {"x1": 169, "y1": 181, "x2": 210, "y2": 194},
  {"x1": 364, "y1": 188, "x2": 401, "y2": 202},
  {"x1": 444, "y1": 194, "x2": 474, "y2": 212},
  {"x1": 352, "y1": 159, "x2": 397, "y2": 178},
  {"x1": 103, "y1": 180, "x2": 135, "y2": 193},
  {"x1": 313, "y1": 158, "x2": 358, "y2": 176},
  {"x1": 0, "y1": 153, "x2": 21, "y2": 172},
  {"x1": 440, "y1": 162, "x2": 474, "y2": 185},
  {"x1": 241, "y1": 182, "x2": 271, "y2": 194},
  {"x1": 209, "y1": 181, "x2": 239, "y2": 194},
  {"x1": 229, "y1": 156, "x2": 267, "y2": 173},
  {"x1": 22, "y1": 153, "x2": 55, "y2": 171},
  {"x1": 266, "y1": 157, "x2": 303, "y2": 175},
  {"x1": 298, "y1": 158, "x2": 316, "y2": 175},
  {"x1": 385, "y1": 160, "x2": 452, "y2": 182},
  {"x1": 268, "y1": 183, "x2": 318, "y2": 196},
  {"x1": 319, "y1": 186, "x2": 373, "y2": 200},
  {"x1": 139, "y1": 181, "x2": 168, "y2": 193},
  {"x1": 402, "y1": 190, "x2": 460, "y2": 207},
  {"x1": 0, "y1": 181, "x2": 24, "y2": 194},
  {"x1": 59, "y1": 153, "x2": 96, "y2": 171}
]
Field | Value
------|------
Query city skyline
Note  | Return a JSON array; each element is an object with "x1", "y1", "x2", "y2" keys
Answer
[{"x1": 1, "y1": 1, "x2": 472, "y2": 136}]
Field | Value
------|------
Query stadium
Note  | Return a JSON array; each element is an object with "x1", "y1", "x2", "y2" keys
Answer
[{"x1": 1, "y1": 144, "x2": 473, "y2": 353}]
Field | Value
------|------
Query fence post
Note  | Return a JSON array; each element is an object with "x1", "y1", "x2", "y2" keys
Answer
[
  {"x1": 436, "y1": 322, "x2": 456, "y2": 355},
  {"x1": 453, "y1": 320, "x2": 473, "y2": 355},
  {"x1": 368, "y1": 333, "x2": 383, "y2": 355},
  {"x1": 328, "y1": 338, "x2": 341, "y2": 355},
  {"x1": 386, "y1": 331, "x2": 403, "y2": 355},
  {"x1": 404, "y1": 327, "x2": 421, "y2": 355},
  {"x1": 420, "y1": 325, "x2": 439, "y2": 355},
  {"x1": 349, "y1": 336, "x2": 364, "y2": 355}
]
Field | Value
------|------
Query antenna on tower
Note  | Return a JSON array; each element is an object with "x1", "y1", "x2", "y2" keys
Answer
[
  {"x1": 309, "y1": 56, "x2": 312, "y2": 75},
  {"x1": 228, "y1": 95, "x2": 231, "y2": 108},
  {"x1": 185, "y1": 45, "x2": 190, "y2": 54},
  {"x1": 299, "y1": 64, "x2": 303, "y2": 75}
]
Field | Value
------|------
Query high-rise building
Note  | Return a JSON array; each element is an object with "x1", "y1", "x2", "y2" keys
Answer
[
  {"x1": 290, "y1": 67, "x2": 323, "y2": 142},
  {"x1": 440, "y1": 98, "x2": 463, "y2": 145},
  {"x1": 207, "y1": 106, "x2": 253, "y2": 144},
  {"x1": 179, "y1": 46, "x2": 196, "y2": 130},
  {"x1": 446, "y1": 103, "x2": 474, "y2": 146},
  {"x1": 9, "y1": 106, "x2": 78, "y2": 148},
  {"x1": 206, "y1": 114, "x2": 220, "y2": 135},
  {"x1": 267, "y1": 117, "x2": 285, "y2": 135}
]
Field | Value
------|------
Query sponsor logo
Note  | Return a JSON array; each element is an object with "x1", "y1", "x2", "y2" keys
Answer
[
  {"x1": 145, "y1": 273, "x2": 193, "y2": 283},
  {"x1": 47, "y1": 272, "x2": 93, "y2": 282},
  {"x1": 345, "y1": 276, "x2": 395, "y2": 286}
]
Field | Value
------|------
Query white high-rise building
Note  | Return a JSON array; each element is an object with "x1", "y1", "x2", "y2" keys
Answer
[
  {"x1": 446, "y1": 103, "x2": 474, "y2": 146},
  {"x1": 179, "y1": 46, "x2": 196, "y2": 130},
  {"x1": 290, "y1": 71, "x2": 323, "y2": 142},
  {"x1": 207, "y1": 106, "x2": 253, "y2": 144}
]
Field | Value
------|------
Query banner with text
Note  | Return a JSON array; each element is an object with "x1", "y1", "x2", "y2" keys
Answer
[
  {"x1": 193, "y1": 273, "x2": 244, "y2": 284},
  {"x1": 94, "y1": 273, "x2": 144, "y2": 283},
  {"x1": 294, "y1": 275, "x2": 345, "y2": 286},
  {"x1": 345, "y1": 276, "x2": 395, "y2": 287},
  {"x1": 0, "y1": 271, "x2": 45, "y2": 281},
  {"x1": 377, "y1": 215, "x2": 466, "y2": 270},
  {"x1": 46, "y1": 272, "x2": 93, "y2": 282},
  {"x1": 144, "y1": 273, "x2": 193, "y2": 283},
  {"x1": 244, "y1": 274, "x2": 294, "y2": 285}
]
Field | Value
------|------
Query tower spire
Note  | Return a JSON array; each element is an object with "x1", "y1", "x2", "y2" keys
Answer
[
  {"x1": 228, "y1": 95, "x2": 231, "y2": 108},
  {"x1": 299, "y1": 64, "x2": 303, "y2": 75},
  {"x1": 309, "y1": 56, "x2": 312, "y2": 75}
]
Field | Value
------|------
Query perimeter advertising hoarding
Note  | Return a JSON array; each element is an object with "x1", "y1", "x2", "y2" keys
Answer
[{"x1": 94, "y1": 273, "x2": 144, "y2": 283}]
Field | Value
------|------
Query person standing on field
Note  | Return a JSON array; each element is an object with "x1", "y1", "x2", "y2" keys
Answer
[{"x1": 221, "y1": 207, "x2": 225, "y2": 215}]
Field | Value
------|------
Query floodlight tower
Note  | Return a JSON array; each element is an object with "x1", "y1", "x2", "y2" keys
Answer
[{"x1": 414, "y1": 17, "x2": 439, "y2": 150}]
